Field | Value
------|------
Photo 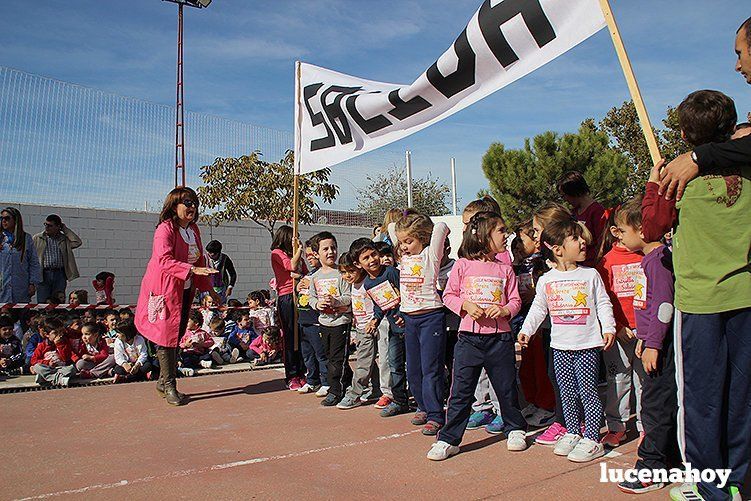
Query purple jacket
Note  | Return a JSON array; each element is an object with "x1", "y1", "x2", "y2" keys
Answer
[{"x1": 634, "y1": 245, "x2": 674, "y2": 350}]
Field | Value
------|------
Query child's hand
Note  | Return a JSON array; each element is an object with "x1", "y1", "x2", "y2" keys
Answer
[
  {"x1": 648, "y1": 158, "x2": 666, "y2": 184},
  {"x1": 0, "y1": 358, "x2": 7, "y2": 368},
  {"x1": 122, "y1": 362, "x2": 132, "y2": 373},
  {"x1": 395, "y1": 316, "x2": 405, "y2": 328},
  {"x1": 602, "y1": 332, "x2": 615, "y2": 350},
  {"x1": 616, "y1": 326, "x2": 635, "y2": 341},
  {"x1": 517, "y1": 333, "x2": 530, "y2": 348},
  {"x1": 365, "y1": 319, "x2": 378, "y2": 334},
  {"x1": 462, "y1": 301, "x2": 484, "y2": 320},
  {"x1": 641, "y1": 347, "x2": 659, "y2": 374},
  {"x1": 130, "y1": 362, "x2": 141, "y2": 374},
  {"x1": 635, "y1": 339, "x2": 644, "y2": 358},
  {"x1": 297, "y1": 277, "x2": 310, "y2": 293}
]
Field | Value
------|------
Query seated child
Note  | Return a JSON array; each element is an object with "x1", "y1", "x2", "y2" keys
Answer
[
  {"x1": 112, "y1": 319, "x2": 153, "y2": 383},
  {"x1": 22, "y1": 312, "x2": 43, "y2": 369},
  {"x1": 248, "y1": 326, "x2": 282, "y2": 367},
  {"x1": 0, "y1": 315, "x2": 23, "y2": 376},
  {"x1": 102, "y1": 310, "x2": 119, "y2": 354},
  {"x1": 30, "y1": 318, "x2": 76, "y2": 387},
  {"x1": 207, "y1": 316, "x2": 230, "y2": 365},
  {"x1": 179, "y1": 310, "x2": 216, "y2": 370},
  {"x1": 200, "y1": 295, "x2": 220, "y2": 332},
  {"x1": 228, "y1": 312, "x2": 257, "y2": 363},
  {"x1": 68, "y1": 290, "x2": 88, "y2": 306},
  {"x1": 247, "y1": 290, "x2": 276, "y2": 334},
  {"x1": 72, "y1": 322, "x2": 115, "y2": 379}
]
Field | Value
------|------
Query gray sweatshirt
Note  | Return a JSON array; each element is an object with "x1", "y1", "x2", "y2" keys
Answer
[{"x1": 308, "y1": 267, "x2": 352, "y2": 327}]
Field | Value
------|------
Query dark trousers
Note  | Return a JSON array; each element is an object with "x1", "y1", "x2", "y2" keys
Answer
[
  {"x1": 404, "y1": 309, "x2": 447, "y2": 424},
  {"x1": 388, "y1": 330, "x2": 408, "y2": 406},
  {"x1": 438, "y1": 333, "x2": 526, "y2": 446},
  {"x1": 635, "y1": 333, "x2": 680, "y2": 471},
  {"x1": 37, "y1": 268, "x2": 67, "y2": 303},
  {"x1": 278, "y1": 294, "x2": 303, "y2": 381},
  {"x1": 678, "y1": 308, "x2": 751, "y2": 501},
  {"x1": 320, "y1": 323, "x2": 353, "y2": 398},
  {"x1": 114, "y1": 360, "x2": 154, "y2": 382},
  {"x1": 444, "y1": 330, "x2": 458, "y2": 399},
  {"x1": 542, "y1": 328, "x2": 565, "y2": 426},
  {"x1": 180, "y1": 352, "x2": 212, "y2": 369},
  {"x1": 300, "y1": 322, "x2": 327, "y2": 387}
]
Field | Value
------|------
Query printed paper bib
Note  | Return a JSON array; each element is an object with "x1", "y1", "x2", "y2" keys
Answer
[
  {"x1": 612, "y1": 263, "x2": 644, "y2": 298},
  {"x1": 400, "y1": 255, "x2": 426, "y2": 303},
  {"x1": 632, "y1": 271, "x2": 647, "y2": 310},
  {"x1": 461, "y1": 276, "x2": 506, "y2": 307},
  {"x1": 368, "y1": 281, "x2": 400, "y2": 311},
  {"x1": 546, "y1": 280, "x2": 591, "y2": 325}
]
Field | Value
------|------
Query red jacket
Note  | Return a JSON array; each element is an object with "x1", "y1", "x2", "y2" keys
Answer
[
  {"x1": 597, "y1": 245, "x2": 643, "y2": 330},
  {"x1": 30, "y1": 338, "x2": 73, "y2": 367},
  {"x1": 641, "y1": 182, "x2": 677, "y2": 243},
  {"x1": 71, "y1": 338, "x2": 109, "y2": 365}
]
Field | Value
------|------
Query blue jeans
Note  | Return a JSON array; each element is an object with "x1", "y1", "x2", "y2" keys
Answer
[
  {"x1": 388, "y1": 330, "x2": 408, "y2": 406},
  {"x1": 300, "y1": 323, "x2": 327, "y2": 387},
  {"x1": 404, "y1": 309, "x2": 446, "y2": 424},
  {"x1": 678, "y1": 308, "x2": 751, "y2": 501},
  {"x1": 37, "y1": 268, "x2": 67, "y2": 303}
]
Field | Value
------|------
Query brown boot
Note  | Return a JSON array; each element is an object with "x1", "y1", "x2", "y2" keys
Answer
[
  {"x1": 166, "y1": 348, "x2": 187, "y2": 402},
  {"x1": 155, "y1": 348, "x2": 167, "y2": 398}
]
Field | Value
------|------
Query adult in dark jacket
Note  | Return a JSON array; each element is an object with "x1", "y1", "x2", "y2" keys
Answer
[{"x1": 205, "y1": 240, "x2": 237, "y2": 304}]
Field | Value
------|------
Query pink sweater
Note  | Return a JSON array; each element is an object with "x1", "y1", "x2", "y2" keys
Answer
[{"x1": 442, "y1": 257, "x2": 521, "y2": 334}]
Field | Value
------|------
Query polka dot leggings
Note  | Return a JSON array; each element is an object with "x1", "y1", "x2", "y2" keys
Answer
[{"x1": 552, "y1": 348, "x2": 603, "y2": 442}]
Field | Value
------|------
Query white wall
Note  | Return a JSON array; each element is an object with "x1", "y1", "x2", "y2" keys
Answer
[{"x1": 4, "y1": 203, "x2": 371, "y2": 304}]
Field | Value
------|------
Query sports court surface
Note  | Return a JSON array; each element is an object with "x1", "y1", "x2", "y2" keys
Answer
[{"x1": 0, "y1": 367, "x2": 665, "y2": 500}]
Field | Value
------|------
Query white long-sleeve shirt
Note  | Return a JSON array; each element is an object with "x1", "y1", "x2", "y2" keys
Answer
[
  {"x1": 519, "y1": 266, "x2": 615, "y2": 351},
  {"x1": 389, "y1": 221, "x2": 449, "y2": 313},
  {"x1": 114, "y1": 335, "x2": 149, "y2": 366}
]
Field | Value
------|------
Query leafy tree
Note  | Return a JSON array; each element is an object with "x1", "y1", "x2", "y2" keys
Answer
[
  {"x1": 596, "y1": 101, "x2": 689, "y2": 197},
  {"x1": 481, "y1": 122, "x2": 629, "y2": 228},
  {"x1": 356, "y1": 164, "x2": 452, "y2": 219},
  {"x1": 197, "y1": 150, "x2": 338, "y2": 236}
]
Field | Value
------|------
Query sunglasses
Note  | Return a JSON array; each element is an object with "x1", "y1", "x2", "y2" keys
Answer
[
  {"x1": 44, "y1": 222, "x2": 57, "y2": 227},
  {"x1": 180, "y1": 199, "x2": 197, "y2": 208},
  {"x1": 1, "y1": 216, "x2": 12, "y2": 222}
]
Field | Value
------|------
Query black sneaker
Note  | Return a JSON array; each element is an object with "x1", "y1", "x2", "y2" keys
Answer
[
  {"x1": 321, "y1": 393, "x2": 340, "y2": 407},
  {"x1": 379, "y1": 401, "x2": 410, "y2": 417},
  {"x1": 618, "y1": 479, "x2": 665, "y2": 494}
]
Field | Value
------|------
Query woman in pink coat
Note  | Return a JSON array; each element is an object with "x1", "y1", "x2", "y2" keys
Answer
[{"x1": 135, "y1": 187, "x2": 219, "y2": 406}]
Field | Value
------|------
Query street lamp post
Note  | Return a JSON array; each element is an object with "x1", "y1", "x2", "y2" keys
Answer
[{"x1": 161, "y1": 0, "x2": 212, "y2": 187}]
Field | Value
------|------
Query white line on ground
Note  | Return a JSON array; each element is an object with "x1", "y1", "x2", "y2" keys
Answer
[{"x1": 15, "y1": 430, "x2": 422, "y2": 500}]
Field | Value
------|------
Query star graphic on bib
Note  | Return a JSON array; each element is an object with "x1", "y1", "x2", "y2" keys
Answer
[
  {"x1": 410, "y1": 264, "x2": 423, "y2": 276},
  {"x1": 383, "y1": 290, "x2": 394, "y2": 301},
  {"x1": 327, "y1": 286, "x2": 338, "y2": 296},
  {"x1": 634, "y1": 283, "x2": 644, "y2": 299},
  {"x1": 354, "y1": 300, "x2": 364, "y2": 311},
  {"x1": 491, "y1": 288, "x2": 503, "y2": 303},
  {"x1": 572, "y1": 290, "x2": 588, "y2": 307}
]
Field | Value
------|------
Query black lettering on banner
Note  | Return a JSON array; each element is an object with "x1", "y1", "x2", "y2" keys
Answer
[
  {"x1": 345, "y1": 94, "x2": 393, "y2": 134},
  {"x1": 321, "y1": 85, "x2": 360, "y2": 145},
  {"x1": 478, "y1": 0, "x2": 556, "y2": 68},
  {"x1": 303, "y1": 83, "x2": 335, "y2": 151},
  {"x1": 426, "y1": 28, "x2": 476, "y2": 99},
  {"x1": 387, "y1": 89, "x2": 432, "y2": 120}
]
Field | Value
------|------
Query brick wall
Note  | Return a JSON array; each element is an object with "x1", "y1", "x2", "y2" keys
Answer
[{"x1": 5, "y1": 203, "x2": 370, "y2": 304}]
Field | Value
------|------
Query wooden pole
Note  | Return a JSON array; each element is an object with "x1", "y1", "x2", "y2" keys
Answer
[
  {"x1": 291, "y1": 62, "x2": 302, "y2": 353},
  {"x1": 598, "y1": 0, "x2": 662, "y2": 164}
]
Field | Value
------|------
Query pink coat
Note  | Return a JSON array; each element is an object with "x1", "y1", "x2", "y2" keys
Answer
[{"x1": 135, "y1": 220, "x2": 212, "y2": 348}]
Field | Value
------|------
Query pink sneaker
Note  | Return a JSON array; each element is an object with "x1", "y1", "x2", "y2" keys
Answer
[
  {"x1": 535, "y1": 422, "x2": 567, "y2": 446},
  {"x1": 601, "y1": 430, "x2": 626, "y2": 448},
  {"x1": 288, "y1": 377, "x2": 303, "y2": 391}
]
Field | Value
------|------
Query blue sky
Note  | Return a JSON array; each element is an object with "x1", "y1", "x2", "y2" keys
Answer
[{"x1": 1, "y1": 0, "x2": 750, "y2": 211}]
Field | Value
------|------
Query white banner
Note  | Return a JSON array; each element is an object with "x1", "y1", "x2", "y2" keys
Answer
[{"x1": 294, "y1": 0, "x2": 606, "y2": 174}]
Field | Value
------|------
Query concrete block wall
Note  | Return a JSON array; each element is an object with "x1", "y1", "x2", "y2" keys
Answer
[{"x1": 4, "y1": 203, "x2": 370, "y2": 305}]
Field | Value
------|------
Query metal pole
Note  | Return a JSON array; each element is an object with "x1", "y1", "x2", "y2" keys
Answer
[
  {"x1": 450, "y1": 157, "x2": 458, "y2": 215},
  {"x1": 174, "y1": 3, "x2": 186, "y2": 187},
  {"x1": 406, "y1": 150, "x2": 413, "y2": 208}
]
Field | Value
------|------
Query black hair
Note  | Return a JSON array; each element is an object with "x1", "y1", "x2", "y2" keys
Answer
[
  {"x1": 247, "y1": 290, "x2": 266, "y2": 306},
  {"x1": 310, "y1": 231, "x2": 337, "y2": 252},
  {"x1": 227, "y1": 298, "x2": 242, "y2": 308},
  {"x1": 270, "y1": 225, "x2": 294, "y2": 256},
  {"x1": 373, "y1": 240, "x2": 393, "y2": 258},
  {"x1": 206, "y1": 240, "x2": 222, "y2": 254},
  {"x1": 557, "y1": 171, "x2": 590, "y2": 198},
  {"x1": 95, "y1": 271, "x2": 115, "y2": 282},
  {"x1": 349, "y1": 237, "x2": 378, "y2": 262},
  {"x1": 0, "y1": 315, "x2": 14, "y2": 329},
  {"x1": 189, "y1": 309, "x2": 203, "y2": 326},
  {"x1": 338, "y1": 251, "x2": 357, "y2": 270},
  {"x1": 40, "y1": 315, "x2": 64, "y2": 333},
  {"x1": 45, "y1": 214, "x2": 62, "y2": 226},
  {"x1": 539, "y1": 219, "x2": 586, "y2": 263},
  {"x1": 597, "y1": 207, "x2": 621, "y2": 263},
  {"x1": 677, "y1": 90, "x2": 737, "y2": 147},
  {"x1": 81, "y1": 322, "x2": 104, "y2": 337},
  {"x1": 114, "y1": 318, "x2": 138, "y2": 340},
  {"x1": 119, "y1": 308, "x2": 134, "y2": 318},
  {"x1": 304, "y1": 238, "x2": 314, "y2": 249},
  {"x1": 458, "y1": 211, "x2": 506, "y2": 260}
]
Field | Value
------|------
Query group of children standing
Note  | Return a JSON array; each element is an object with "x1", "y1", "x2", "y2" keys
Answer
[{"x1": 278, "y1": 88, "x2": 750, "y2": 500}]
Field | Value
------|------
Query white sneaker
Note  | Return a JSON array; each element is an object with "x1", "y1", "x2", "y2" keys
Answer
[
  {"x1": 506, "y1": 430, "x2": 528, "y2": 451},
  {"x1": 315, "y1": 385, "x2": 330, "y2": 397},
  {"x1": 426, "y1": 440, "x2": 460, "y2": 461},
  {"x1": 553, "y1": 433, "x2": 581, "y2": 456},
  {"x1": 566, "y1": 437, "x2": 605, "y2": 462},
  {"x1": 297, "y1": 383, "x2": 312, "y2": 394},
  {"x1": 200, "y1": 360, "x2": 213, "y2": 369}
]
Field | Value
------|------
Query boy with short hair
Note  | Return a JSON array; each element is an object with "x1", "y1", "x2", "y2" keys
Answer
[
  {"x1": 30, "y1": 317, "x2": 76, "y2": 387},
  {"x1": 556, "y1": 170, "x2": 606, "y2": 266},
  {"x1": 297, "y1": 238, "x2": 329, "y2": 396},
  {"x1": 350, "y1": 238, "x2": 409, "y2": 418},
  {"x1": 613, "y1": 198, "x2": 680, "y2": 495},
  {"x1": 337, "y1": 249, "x2": 380, "y2": 410},
  {"x1": 641, "y1": 89, "x2": 751, "y2": 501},
  {"x1": 307, "y1": 231, "x2": 353, "y2": 407},
  {"x1": 102, "y1": 310, "x2": 119, "y2": 353},
  {"x1": 227, "y1": 312, "x2": 257, "y2": 363}
]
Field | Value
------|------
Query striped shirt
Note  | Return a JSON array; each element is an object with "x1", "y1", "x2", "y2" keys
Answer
[{"x1": 42, "y1": 234, "x2": 64, "y2": 270}]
